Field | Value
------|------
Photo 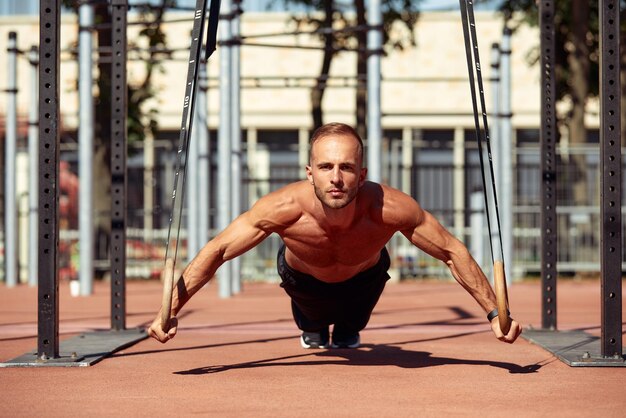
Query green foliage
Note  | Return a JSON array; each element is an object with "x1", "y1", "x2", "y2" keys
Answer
[
  {"x1": 274, "y1": 0, "x2": 422, "y2": 52},
  {"x1": 62, "y1": 0, "x2": 177, "y2": 147},
  {"x1": 126, "y1": 0, "x2": 177, "y2": 146},
  {"x1": 497, "y1": 0, "x2": 626, "y2": 103}
]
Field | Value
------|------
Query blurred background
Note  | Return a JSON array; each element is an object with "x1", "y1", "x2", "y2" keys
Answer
[{"x1": 1, "y1": 0, "x2": 624, "y2": 289}]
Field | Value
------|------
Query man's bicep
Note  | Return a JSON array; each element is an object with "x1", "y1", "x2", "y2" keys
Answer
[
  {"x1": 402, "y1": 210, "x2": 455, "y2": 262},
  {"x1": 214, "y1": 212, "x2": 272, "y2": 261}
]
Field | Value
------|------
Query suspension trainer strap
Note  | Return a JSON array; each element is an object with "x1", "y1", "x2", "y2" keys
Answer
[
  {"x1": 164, "y1": 0, "x2": 220, "y2": 286},
  {"x1": 206, "y1": 0, "x2": 222, "y2": 58},
  {"x1": 459, "y1": 0, "x2": 505, "y2": 264}
]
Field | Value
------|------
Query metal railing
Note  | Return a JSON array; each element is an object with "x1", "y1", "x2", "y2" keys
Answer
[{"x1": 4, "y1": 145, "x2": 623, "y2": 283}]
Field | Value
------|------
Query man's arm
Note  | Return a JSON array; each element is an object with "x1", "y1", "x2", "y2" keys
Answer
[
  {"x1": 148, "y1": 187, "x2": 301, "y2": 343},
  {"x1": 397, "y1": 196, "x2": 521, "y2": 343}
]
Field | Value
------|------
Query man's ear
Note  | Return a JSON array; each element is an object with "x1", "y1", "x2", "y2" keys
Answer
[
  {"x1": 306, "y1": 165, "x2": 314, "y2": 184},
  {"x1": 359, "y1": 167, "x2": 367, "y2": 186}
]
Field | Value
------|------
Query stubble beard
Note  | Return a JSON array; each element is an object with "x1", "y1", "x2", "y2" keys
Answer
[{"x1": 313, "y1": 182, "x2": 359, "y2": 209}]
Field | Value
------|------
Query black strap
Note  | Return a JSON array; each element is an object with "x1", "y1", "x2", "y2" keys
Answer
[
  {"x1": 164, "y1": 0, "x2": 219, "y2": 274},
  {"x1": 459, "y1": 0, "x2": 505, "y2": 265},
  {"x1": 205, "y1": 0, "x2": 221, "y2": 58}
]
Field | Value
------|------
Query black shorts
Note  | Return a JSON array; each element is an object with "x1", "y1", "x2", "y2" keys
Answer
[{"x1": 277, "y1": 244, "x2": 391, "y2": 334}]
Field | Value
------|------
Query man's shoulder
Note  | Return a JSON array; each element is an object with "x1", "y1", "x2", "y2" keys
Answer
[
  {"x1": 361, "y1": 181, "x2": 415, "y2": 206},
  {"x1": 361, "y1": 182, "x2": 422, "y2": 228},
  {"x1": 249, "y1": 181, "x2": 309, "y2": 229}
]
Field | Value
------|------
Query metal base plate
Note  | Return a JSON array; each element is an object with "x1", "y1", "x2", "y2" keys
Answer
[
  {"x1": 0, "y1": 328, "x2": 147, "y2": 367},
  {"x1": 523, "y1": 329, "x2": 626, "y2": 367}
]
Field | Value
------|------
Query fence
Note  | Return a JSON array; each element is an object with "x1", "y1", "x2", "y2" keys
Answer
[{"x1": 4, "y1": 140, "x2": 624, "y2": 284}]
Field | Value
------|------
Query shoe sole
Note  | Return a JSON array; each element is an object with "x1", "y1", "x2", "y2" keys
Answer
[
  {"x1": 300, "y1": 335, "x2": 329, "y2": 349},
  {"x1": 331, "y1": 336, "x2": 360, "y2": 349}
]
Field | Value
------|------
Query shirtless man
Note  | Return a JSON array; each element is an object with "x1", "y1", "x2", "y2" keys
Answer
[{"x1": 148, "y1": 122, "x2": 522, "y2": 348}]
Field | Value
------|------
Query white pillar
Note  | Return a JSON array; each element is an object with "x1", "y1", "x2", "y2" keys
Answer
[
  {"x1": 218, "y1": 0, "x2": 233, "y2": 297},
  {"x1": 78, "y1": 3, "x2": 94, "y2": 295},
  {"x1": 366, "y1": 0, "x2": 382, "y2": 182},
  {"x1": 453, "y1": 127, "x2": 465, "y2": 239},
  {"x1": 28, "y1": 46, "x2": 39, "y2": 286},
  {"x1": 500, "y1": 28, "x2": 513, "y2": 284},
  {"x1": 5, "y1": 32, "x2": 18, "y2": 287},
  {"x1": 230, "y1": 3, "x2": 242, "y2": 293}
]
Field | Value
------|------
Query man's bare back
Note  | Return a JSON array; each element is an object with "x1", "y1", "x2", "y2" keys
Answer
[{"x1": 148, "y1": 122, "x2": 522, "y2": 346}]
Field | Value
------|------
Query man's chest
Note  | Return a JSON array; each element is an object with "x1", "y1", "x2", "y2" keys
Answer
[{"x1": 280, "y1": 217, "x2": 394, "y2": 267}]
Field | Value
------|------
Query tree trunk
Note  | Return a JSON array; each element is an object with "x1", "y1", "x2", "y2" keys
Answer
[
  {"x1": 566, "y1": 2, "x2": 590, "y2": 206},
  {"x1": 354, "y1": 0, "x2": 367, "y2": 139},
  {"x1": 311, "y1": 0, "x2": 335, "y2": 131}
]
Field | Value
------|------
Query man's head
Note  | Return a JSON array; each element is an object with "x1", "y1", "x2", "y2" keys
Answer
[
  {"x1": 306, "y1": 123, "x2": 367, "y2": 210},
  {"x1": 308, "y1": 122, "x2": 364, "y2": 164}
]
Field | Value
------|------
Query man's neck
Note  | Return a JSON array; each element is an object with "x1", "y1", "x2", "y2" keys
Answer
[{"x1": 317, "y1": 200, "x2": 358, "y2": 230}]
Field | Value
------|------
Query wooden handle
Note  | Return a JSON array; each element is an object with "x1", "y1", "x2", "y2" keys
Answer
[
  {"x1": 160, "y1": 258, "x2": 175, "y2": 332},
  {"x1": 493, "y1": 260, "x2": 511, "y2": 335}
]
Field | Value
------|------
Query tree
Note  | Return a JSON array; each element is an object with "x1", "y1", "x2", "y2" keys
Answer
[
  {"x1": 498, "y1": 1, "x2": 626, "y2": 206},
  {"x1": 278, "y1": 0, "x2": 421, "y2": 137},
  {"x1": 62, "y1": 0, "x2": 175, "y2": 269}
]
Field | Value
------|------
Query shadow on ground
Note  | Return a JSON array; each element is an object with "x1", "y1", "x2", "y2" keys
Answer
[{"x1": 173, "y1": 341, "x2": 543, "y2": 376}]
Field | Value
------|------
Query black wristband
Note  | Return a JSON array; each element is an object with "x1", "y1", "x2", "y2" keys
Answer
[{"x1": 487, "y1": 308, "x2": 510, "y2": 322}]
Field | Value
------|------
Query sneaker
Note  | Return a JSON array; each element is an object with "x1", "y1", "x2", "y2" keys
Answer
[
  {"x1": 300, "y1": 329, "x2": 330, "y2": 349},
  {"x1": 331, "y1": 332, "x2": 360, "y2": 349}
]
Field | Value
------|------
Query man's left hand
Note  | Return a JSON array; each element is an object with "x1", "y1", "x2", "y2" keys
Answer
[{"x1": 490, "y1": 317, "x2": 522, "y2": 344}]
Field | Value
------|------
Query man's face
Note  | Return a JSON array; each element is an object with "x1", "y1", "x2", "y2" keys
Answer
[{"x1": 306, "y1": 134, "x2": 367, "y2": 209}]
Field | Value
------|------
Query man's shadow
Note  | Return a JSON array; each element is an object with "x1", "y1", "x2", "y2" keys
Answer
[{"x1": 174, "y1": 342, "x2": 542, "y2": 376}]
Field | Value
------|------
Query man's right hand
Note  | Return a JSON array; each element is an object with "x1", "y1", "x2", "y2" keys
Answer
[{"x1": 147, "y1": 315, "x2": 178, "y2": 343}]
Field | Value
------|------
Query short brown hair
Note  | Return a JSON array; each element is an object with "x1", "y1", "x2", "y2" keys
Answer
[{"x1": 309, "y1": 122, "x2": 364, "y2": 162}]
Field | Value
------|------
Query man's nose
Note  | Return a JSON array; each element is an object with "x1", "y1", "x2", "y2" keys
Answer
[{"x1": 331, "y1": 168, "x2": 342, "y2": 184}]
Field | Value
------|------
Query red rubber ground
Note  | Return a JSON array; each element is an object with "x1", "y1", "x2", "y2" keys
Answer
[{"x1": 1, "y1": 279, "x2": 625, "y2": 417}]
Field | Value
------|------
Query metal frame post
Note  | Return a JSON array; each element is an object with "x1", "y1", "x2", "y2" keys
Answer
[
  {"x1": 110, "y1": 0, "x2": 128, "y2": 330},
  {"x1": 1, "y1": 0, "x2": 147, "y2": 368},
  {"x1": 599, "y1": 0, "x2": 622, "y2": 359},
  {"x1": 5, "y1": 31, "x2": 18, "y2": 287},
  {"x1": 38, "y1": 0, "x2": 61, "y2": 359},
  {"x1": 522, "y1": 0, "x2": 624, "y2": 367},
  {"x1": 366, "y1": 0, "x2": 382, "y2": 183},
  {"x1": 539, "y1": 0, "x2": 557, "y2": 330}
]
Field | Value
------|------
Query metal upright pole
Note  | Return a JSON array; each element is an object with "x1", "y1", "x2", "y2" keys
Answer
[
  {"x1": 500, "y1": 28, "x2": 513, "y2": 284},
  {"x1": 218, "y1": 0, "x2": 233, "y2": 298},
  {"x1": 366, "y1": 0, "x2": 382, "y2": 183},
  {"x1": 5, "y1": 32, "x2": 18, "y2": 287},
  {"x1": 38, "y1": 0, "x2": 61, "y2": 359},
  {"x1": 78, "y1": 2, "x2": 94, "y2": 295},
  {"x1": 110, "y1": 0, "x2": 128, "y2": 330},
  {"x1": 599, "y1": 0, "x2": 622, "y2": 359},
  {"x1": 230, "y1": 0, "x2": 242, "y2": 294},
  {"x1": 539, "y1": 0, "x2": 558, "y2": 330},
  {"x1": 28, "y1": 46, "x2": 39, "y2": 287},
  {"x1": 198, "y1": 60, "x2": 210, "y2": 246}
]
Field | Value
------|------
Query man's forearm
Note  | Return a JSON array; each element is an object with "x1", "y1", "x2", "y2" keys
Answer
[
  {"x1": 445, "y1": 251, "x2": 497, "y2": 314},
  {"x1": 170, "y1": 251, "x2": 224, "y2": 316}
]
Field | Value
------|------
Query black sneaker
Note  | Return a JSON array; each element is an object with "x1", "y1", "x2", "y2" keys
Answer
[
  {"x1": 300, "y1": 328, "x2": 330, "y2": 349},
  {"x1": 331, "y1": 332, "x2": 360, "y2": 349}
]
